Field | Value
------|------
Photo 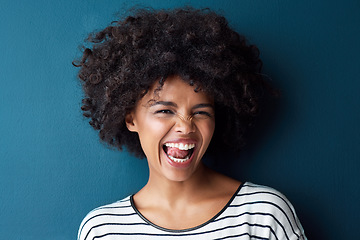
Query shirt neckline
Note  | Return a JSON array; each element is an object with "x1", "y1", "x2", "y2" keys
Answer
[{"x1": 130, "y1": 181, "x2": 245, "y2": 233}]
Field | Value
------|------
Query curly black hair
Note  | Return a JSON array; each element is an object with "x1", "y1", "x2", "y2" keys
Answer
[{"x1": 73, "y1": 7, "x2": 269, "y2": 158}]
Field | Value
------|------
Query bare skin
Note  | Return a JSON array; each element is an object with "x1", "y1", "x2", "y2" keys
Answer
[
  {"x1": 126, "y1": 76, "x2": 241, "y2": 230},
  {"x1": 133, "y1": 167, "x2": 240, "y2": 230}
]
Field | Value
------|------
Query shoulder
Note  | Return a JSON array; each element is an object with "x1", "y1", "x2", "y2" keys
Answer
[
  {"x1": 236, "y1": 182, "x2": 296, "y2": 213},
  {"x1": 227, "y1": 182, "x2": 307, "y2": 240},
  {"x1": 77, "y1": 196, "x2": 137, "y2": 240}
]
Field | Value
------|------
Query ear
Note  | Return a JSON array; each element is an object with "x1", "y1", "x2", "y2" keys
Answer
[{"x1": 125, "y1": 112, "x2": 138, "y2": 132}]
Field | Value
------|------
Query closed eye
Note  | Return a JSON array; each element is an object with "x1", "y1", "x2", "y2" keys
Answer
[
  {"x1": 155, "y1": 109, "x2": 174, "y2": 114},
  {"x1": 193, "y1": 111, "x2": 212, "y2": 118}
]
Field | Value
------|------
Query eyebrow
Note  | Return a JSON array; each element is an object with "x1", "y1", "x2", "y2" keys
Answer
[
  {"x1": 149, "y1": 101, "x2": 214, "y2": 110},
  {"x1": 149, "y1": 101, "x2": 177, "y2": 107},
  {"x1": 192, "y1": 103, "x2": 214, "y2": 110}
]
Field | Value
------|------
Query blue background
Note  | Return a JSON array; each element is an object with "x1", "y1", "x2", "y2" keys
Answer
[{"x1": 1, "y1": 0, "x2": 359, "y2": 239}]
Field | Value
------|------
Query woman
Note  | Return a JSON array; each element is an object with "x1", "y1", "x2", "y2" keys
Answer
[{"x1": 75, "y1": 7, "x2": 307, "y2": 240}]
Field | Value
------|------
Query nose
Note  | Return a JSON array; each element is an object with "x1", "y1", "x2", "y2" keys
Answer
[{"x1": 174, "y1": 113, "x2": 195, "y2": 134}]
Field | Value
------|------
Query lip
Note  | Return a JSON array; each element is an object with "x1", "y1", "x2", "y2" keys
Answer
[
  {"x1": 163, "y1": 139, "x2": 197, "y2": 145},
  {"x1": 161, "y1": 139, "x2": 198, "y2": 168}
]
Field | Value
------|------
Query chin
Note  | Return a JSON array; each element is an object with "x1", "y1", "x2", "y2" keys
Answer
[{"x1": 162, "y1": 172, "x2": 195, "y2": 183}]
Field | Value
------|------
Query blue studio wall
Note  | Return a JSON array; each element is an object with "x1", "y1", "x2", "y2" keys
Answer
[{"x1": 1, "y1": 0, "x2": 359, "y2": 239}]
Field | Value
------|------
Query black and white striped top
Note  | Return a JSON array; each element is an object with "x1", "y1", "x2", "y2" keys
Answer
[{"x1": 78, "y1": 182, "x2": 307, "y2": 240}]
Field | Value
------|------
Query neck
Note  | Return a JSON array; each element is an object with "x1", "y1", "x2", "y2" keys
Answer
[{"x1": 138, "y1": 163, "x2": 217, "y2": 208}]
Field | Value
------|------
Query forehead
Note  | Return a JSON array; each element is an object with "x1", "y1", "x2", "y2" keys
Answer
[{"x1": 143, "y1": 76, "x2": 213, "y2": 105}]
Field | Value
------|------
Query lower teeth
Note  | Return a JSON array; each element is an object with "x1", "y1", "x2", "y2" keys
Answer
[{"x1": 168, "y1": 155, "x2": 189, "y2": 163}]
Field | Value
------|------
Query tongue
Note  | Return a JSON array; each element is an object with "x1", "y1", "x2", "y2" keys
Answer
[{"x1": 166, "y1": 147, "x2": 189, "y2": 159}]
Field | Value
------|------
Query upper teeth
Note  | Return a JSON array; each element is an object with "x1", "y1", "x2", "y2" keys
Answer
[{"x1": 164, "y1": 143, "x2": 195, "y2": 150}]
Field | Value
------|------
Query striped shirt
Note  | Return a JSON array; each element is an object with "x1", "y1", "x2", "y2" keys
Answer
[{"x1": 78, "y1": 182, "x2": 307, "y2": 240}]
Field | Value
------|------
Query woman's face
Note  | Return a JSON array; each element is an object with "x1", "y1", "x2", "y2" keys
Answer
[{"x1": 126, "y1": 76, "x2": 215, "y2": 182}]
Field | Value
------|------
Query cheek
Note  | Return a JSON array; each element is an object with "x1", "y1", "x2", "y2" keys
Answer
[
  {"x1": 207, "y1": 122, "x2": 216, "y2": 140},
  {"x1": 138, "y1": 119, "x2": 173, "y2": 150},
  {"x1": 198, "y1": 120, "x2": 215, "y2": 143},
  {"x1": 149, "y1": 118, "x2": 173, "y2": 136}
]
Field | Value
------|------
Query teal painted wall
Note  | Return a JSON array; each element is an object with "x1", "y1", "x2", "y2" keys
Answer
[{"x1": 1, "y1": 0, "x2": 359, "y2": 239}]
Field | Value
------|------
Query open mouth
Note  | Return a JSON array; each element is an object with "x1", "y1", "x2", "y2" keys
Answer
[{"x1": 163, "y1": 143, "x2": 195, "y2": 163}]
